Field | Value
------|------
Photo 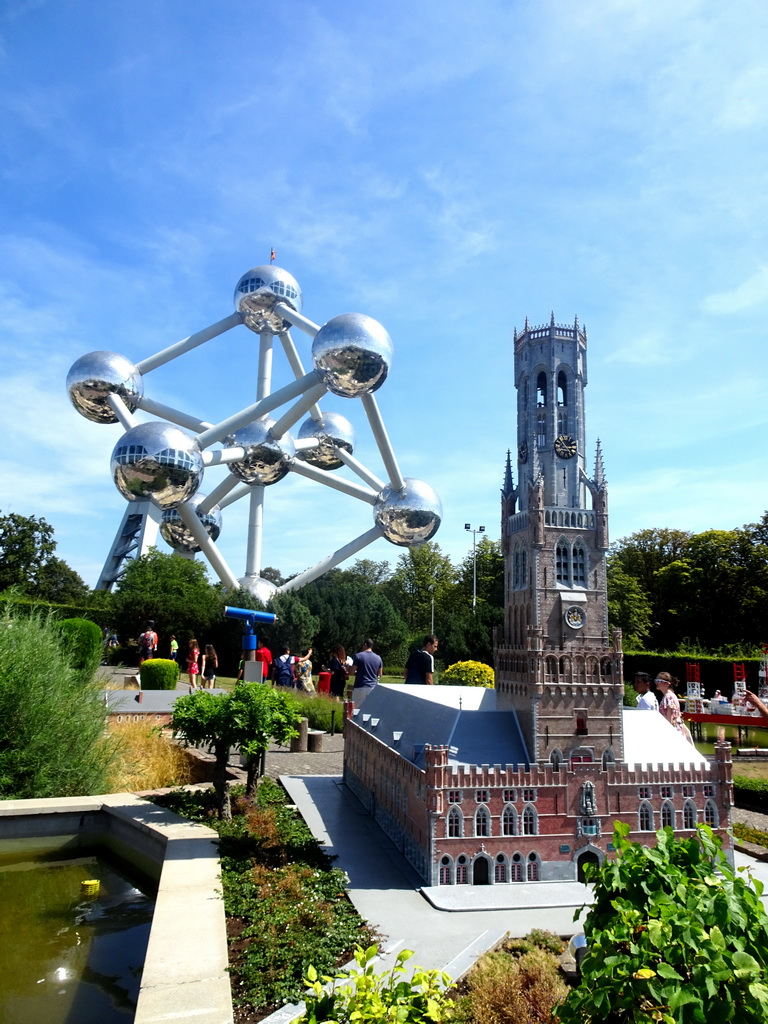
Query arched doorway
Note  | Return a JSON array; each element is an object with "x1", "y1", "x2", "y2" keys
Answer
[
  {"x1": 473, "y1": 856, "x2": 490, "y2": 885},
  {"x1": 577, "y1": 851, "x2": 599, "y2": 882}
]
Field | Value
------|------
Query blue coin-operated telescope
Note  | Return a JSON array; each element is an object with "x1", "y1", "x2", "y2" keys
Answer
[{"x1": 224, "y1": 606, "x2": 277, "y2": 683}]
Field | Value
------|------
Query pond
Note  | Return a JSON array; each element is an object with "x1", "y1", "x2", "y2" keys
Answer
[{"x1": 0, "y1": 836, "x2": 156, "y2": 1024}]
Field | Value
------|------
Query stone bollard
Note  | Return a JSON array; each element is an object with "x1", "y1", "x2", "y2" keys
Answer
[
  {"x1": 308, "y1": 730, "x2": 324, "y2": 753},
  {"x1": 289, "y1": 717, "x2": 309, "y2": 753}
]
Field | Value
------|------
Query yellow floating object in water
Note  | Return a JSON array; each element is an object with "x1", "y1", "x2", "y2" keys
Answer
[{"x1": 81, "y1": 879, "x2": 100, "y2": 896}]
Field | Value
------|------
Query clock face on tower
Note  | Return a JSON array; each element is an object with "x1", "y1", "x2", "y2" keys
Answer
[
  {"x1": 518, "y1": 442, "x2": 528, "y2": 464},
  {"x1": 554, "y1": 434, "x2": 577, "y2": 459}
]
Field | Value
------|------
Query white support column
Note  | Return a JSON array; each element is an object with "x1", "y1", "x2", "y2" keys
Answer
[
  {"x1": 276, "y1": 526, "x2": 382, "y2": 593},
  {"x1": 136, "y1": 312, "x2": 243, "y2": 374},
  {"x1": 289, "y1": 460, "x2": 378, "y2": 503},
  {"x1": 201, "y1": 447, "x2": 247, "y2": 468},
  {"x1": 257, "y1": 330, "x2": 273, "y2": 400},
  {"x1": 106, "y1": 394, "x2": 139, "y2": 431},
  {"x1": 136, "y1": 396, "x2": 212, "y2": 433},
  {"x1": 279, "y1": 330, "x2": 322, "y2": 420},
  {"x1": 333, "y1": 447, "x2": 385, "y2": 492},
  {"x1": 361, "y1": 393, "x2": 405, "y2": 492},
  {"x1": 196, "y1": 370, "x2": 323, "y2": 448},
  {"x1": 218, "y1": 482, "x2": 252, "y2": 509},
  {"x1": 245, "y1": 486, "x2": 264, "y2": 578},
  {"x1": 197, "y1": 473, "x2": 242, "y2": 513},
  {"x1": 177, "y1": 502, "x2": 240, "y2": 590},
  {"x1": 268, "y1": 381, "x2": 328, "y2": 439},
  {"x1": 273, "y1": 303, "x2": 320, "y2": 338}
]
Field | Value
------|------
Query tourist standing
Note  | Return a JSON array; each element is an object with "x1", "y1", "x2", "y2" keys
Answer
[
  {"x1": 351, "y1": 639, "x2": 383, "y2": 705},
  {"x1": 201, "y1": 644, "x2": 218, "y2": 688},
  {"x1": 404, "y1": 635, "x2": 439, "y2": 685},
  {"x1": 329, "y1": 644, "x2": 349, "y2": 700},
  {"x1": 138, "y1": 621, "x2": 158, "y2": 667},
  {"x1": 633, "y1": 672, "x2": 658, "y2": 711},
  {"x1": 655, "y1": 671, "x2": 694, "y2": 744},
  {"x1": 187, "y1": 638, "x2": 200, "y2": 690},
  {"x1": 169, "y1": 634, "x2": 178, "y2": 662}
]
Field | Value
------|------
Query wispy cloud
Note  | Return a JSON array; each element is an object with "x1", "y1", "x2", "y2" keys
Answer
[{"x1": 702, "y1": 267, "x2": 768, "y2": 314}]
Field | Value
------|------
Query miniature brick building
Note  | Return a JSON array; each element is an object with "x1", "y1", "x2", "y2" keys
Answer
[{"x1": 343, "y1": 315, "x2": 733, "y2": 886}]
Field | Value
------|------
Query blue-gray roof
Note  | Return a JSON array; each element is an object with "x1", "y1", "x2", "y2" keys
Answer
[{"x1": 352, "y1": 685, "x2": 530, "y2": 768}]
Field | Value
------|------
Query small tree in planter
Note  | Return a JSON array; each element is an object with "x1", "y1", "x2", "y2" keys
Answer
[
  {"x1": 172, "y1": 684, "x2": 301, "y2": 819},
  {"x1": 441, "y1": 660, "x2": 494, "y2": 687}
]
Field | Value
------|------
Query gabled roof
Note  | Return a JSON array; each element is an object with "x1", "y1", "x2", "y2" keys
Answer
[
  {"x1": 622, "y1": 708, "x2": 711, "y2": 769},
  {"x1": 101, "y1": 688, "x2": 225, "y2": 714},
  {"x1": 352, "y1": 685, "x2": 530, "y2": 768}
]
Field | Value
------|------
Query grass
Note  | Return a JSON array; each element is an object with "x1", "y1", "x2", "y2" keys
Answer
[{"x1": 106, "y1": 721, "x2": 211, "y2": 791}]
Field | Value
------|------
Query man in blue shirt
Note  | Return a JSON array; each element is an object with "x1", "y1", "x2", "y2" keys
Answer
[
  {"x1": 404, "y1": 635, "x2": 438, "y2": 685},
  {"x1": 351, "y1": 639, "x2": 383, "y2": 705}
]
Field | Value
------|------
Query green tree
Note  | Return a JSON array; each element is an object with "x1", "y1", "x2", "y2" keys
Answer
[
  {"x1": 0, "y1": 603, "x2": 116, "y2": 798},
  {"x1": 458, "y1": 535, "x2": 505, "y2": 610},
  {"x1": 387, "y1": 542, "x2": 457, "y2": 634},
  {"x1": 559, "y1": 823, "x2": 768, "y2": 1024},
  {"x1": 0, "y1": 511, "x2": 88, "y2": 602},
  {"x1": 111, "y1": 548, "x2": 221, "y2": 651},
  {"x1": 172, "y1": 685, "x2": 301, "y2": 818},
  {"x1": 606, "y1": 557, "x2": 652, "y2": 649}
]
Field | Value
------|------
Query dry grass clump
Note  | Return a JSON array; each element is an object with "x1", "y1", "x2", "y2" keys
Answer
[
  {"x1": 107, "y1": 721, "x2": 194, "y2": 791},
  {"x1": 452, "y1": 947, "x2": 568, "y2": 1024}
]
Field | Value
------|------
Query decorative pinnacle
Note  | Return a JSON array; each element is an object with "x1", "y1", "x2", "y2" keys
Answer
[
  {"x1": 531, "y1": 435, "x2": 543, "y2": 483},
  {"x1": 502, "y1": 449, "x2": 514, "y2": 498},
  {"x1": 594, "y1": 438, "x2": 606, "y2": 488}
]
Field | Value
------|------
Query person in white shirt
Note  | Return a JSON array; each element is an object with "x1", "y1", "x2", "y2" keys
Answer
[{"x1": 633, "y1": 672, "x2": 658, "y2": 711}]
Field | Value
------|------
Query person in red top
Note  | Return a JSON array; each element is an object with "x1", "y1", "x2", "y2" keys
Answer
[{"x1": 254, "y1": 642, "x2": 273, "y2": 682}]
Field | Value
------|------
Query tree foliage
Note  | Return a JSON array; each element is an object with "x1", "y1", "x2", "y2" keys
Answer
[
  {"x1": 0, "y1": 511, "x2": 88, "y2": 602},
  {"x1": 559, "y1": 823, "x2": 768, "y2": 1024},
  {"x1": 0, "y1": 603, "x2": 116, "y2": 798},
  {"x1": 172, "y1": 684, "x2": 301, "y2": 817}
]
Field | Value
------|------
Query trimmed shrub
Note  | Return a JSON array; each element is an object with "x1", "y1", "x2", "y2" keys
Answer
[
  {"x1": 58, "y1": 616, "x2": 103, "y2": 679},
  {"x1": 441, "y1": 660, "x2": 495, "y2": 687},
  {"x1": 140, "y1": 658, "x2": 179, "y2": 690}
]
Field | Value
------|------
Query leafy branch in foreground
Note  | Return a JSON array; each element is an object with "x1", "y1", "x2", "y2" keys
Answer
[{"x1": 558, "y1": 822, "x2": 768, "y2": 1024}]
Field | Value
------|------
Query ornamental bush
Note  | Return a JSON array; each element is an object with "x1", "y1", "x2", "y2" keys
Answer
[
  {"x1": 441, "y1": 660, "x2": 495, "y2": 687},
  {"x1": 557, "y1": 822, "x2": 768, "y2": 1024},
  {"x1": 58, "y1": 616, "x2": 103, "y2": 679},
  {"x1": 139, "y1": 657, "x2": 180, "y2": 691}
]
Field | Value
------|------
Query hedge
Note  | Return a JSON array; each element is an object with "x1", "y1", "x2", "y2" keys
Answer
[{"x1": 139, "y1": 658, "x2": 180, "y2": 691}]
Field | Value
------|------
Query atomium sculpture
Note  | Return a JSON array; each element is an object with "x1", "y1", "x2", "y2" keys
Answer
[{"x1": 66, "y1": 263, "x2": 442, "y2": 598}]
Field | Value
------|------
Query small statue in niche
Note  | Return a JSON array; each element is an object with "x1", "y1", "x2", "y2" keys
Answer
[{"x1": 579, "y1": 780, "x2": 597, "y2": 816}]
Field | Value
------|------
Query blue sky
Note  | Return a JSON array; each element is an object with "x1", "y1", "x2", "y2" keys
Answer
[{"x1": 2, "y1": 0, "x2": 768, "y2": 588}]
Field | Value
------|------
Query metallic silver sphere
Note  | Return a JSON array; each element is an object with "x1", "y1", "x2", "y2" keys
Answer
[
  {"x1": 312, "y1": 313, "x2": 392, "y2": 398},
  {"x1": 237, "y1": 576, "x2": 278, "y2": 604},
  {"x1": 234, "y1": 265, "x2": 302, "y2": 334},
  {"x1": 111, "y1": 421, "x2": 204, "y2": 510},
  {"x1": 66, "y1": 351, "x2": 143, "y2": 424},
  {"x1": 373, "y1": 478, "x2": 442, "y2": 546},
  {"x1": 160, "y1": 494, "x2": 222, "y2": 554},
  {"x1": 296, "y1": 411, "x2": 355, "y2": 471},
  {"x1": 228, "y1": 418, "x2": 295, "y2": 485}
]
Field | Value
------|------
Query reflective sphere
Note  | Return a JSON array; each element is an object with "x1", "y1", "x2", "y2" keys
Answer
[
  {"x1": 373, "y1": 478, "x2": 442, "y2": 546},
  {"x1": 238, "y1": 576, "x2": 278, "y2": 604},
  {"x1": 160, "y1": 494, "x2": 222, "y2": 554},
  {"x1": 234, "y1": 265, "x2": 302, "y2": 334},
  {"x1": 111, "y1": 421, "x2": 204, "y2": 510},
  {"x1": 312, "y1": 313, "x2": 392, "y2": 398},
  {"x1": 66, "y1": 351, "x2": 143, "y2": 424},
  {"x1": 228, "y1": 418, "x2": 295, "y2": 485},
  {"x1": 296, "y1": 412, "x2": 355, "y2": 471}
]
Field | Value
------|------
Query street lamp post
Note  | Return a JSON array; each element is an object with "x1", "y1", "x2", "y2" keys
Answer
[{"x1": 465, "y1": 523, "x2": 485, "y2": 614}]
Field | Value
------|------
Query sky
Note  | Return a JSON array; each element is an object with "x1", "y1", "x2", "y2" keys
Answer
[{"x1": 2, "y1": 0, "x2": 768, "y2": 590}]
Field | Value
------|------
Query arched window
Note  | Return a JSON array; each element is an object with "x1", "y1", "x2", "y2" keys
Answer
[
  {"x1": 536, "y1": 371, "x2": 547, "y2": 407},
  {"x1": 556, "y1": 542, "x2": 570, "y2": 584},
  {"x1": 550, "y1": 749, "x2": 564, "y2": 773},
  {"x1": 527, "y1": 853, "x2": 540, "y2": 881},
  {"x1": 602, "y1": 748, "x2": 615, "y2": 769},
  {"x1": 447, "y1": 806, "x2": 463, "y2": 838},
  {"x1": 511, "y1": 853, "x2": 523, "y2": 882},
  {"x1": 439, "y1": 856, "x2": 451, "y2": 885},
  {"x1": 475, "y1": 806, "x2": 490, "y2": 837},
  {"x1": 704, "y1": 800, "x2": 718, "y2": 827},
  {"x1": 661, "y1": 801, "x2": 675, "y2": 829},
  {"x1": 572, "y1": 542, "x2": 587, "y2": 586},
  {"x1": 494, "y1": 854, "x2": 508, "y2": 883},
  {"x1": 639, "y1": 801, "x2": 654, "y2": 832},
  {"x1": 522, "y1": 805, "x2": 538, "y2": 836},
  {"x1": 456, "y1": 855, "x2": 469, "y2": 884},
  {"x1": 683, "y1": 801, "x2": 697, "y2": 830},
  {"x1": 502, "y1": 804, "x2": 517, "y2": 836}
]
